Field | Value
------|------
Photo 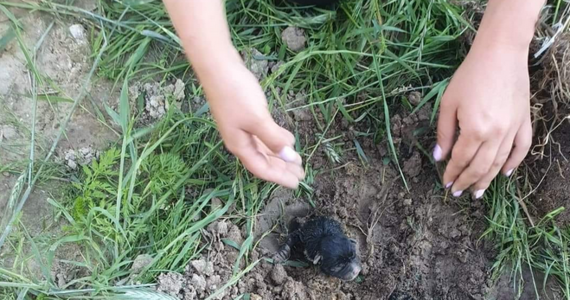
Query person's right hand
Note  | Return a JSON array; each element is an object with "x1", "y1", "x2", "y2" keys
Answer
[{"x1": 199, "y1": 58, "x2": 305, "y2": 189}]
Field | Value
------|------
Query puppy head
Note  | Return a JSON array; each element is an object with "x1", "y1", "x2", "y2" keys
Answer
[{"x1": 318, "y1": 235, "x2": 361, "y2": 281}]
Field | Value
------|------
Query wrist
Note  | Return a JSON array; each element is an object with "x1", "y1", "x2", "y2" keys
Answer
[
  {"x1": 472, "y1": 0, "x2": 543, "y2": 51},
  {"x1": 186, "y1": 40, "x2": 246, "y2": 93},
  {"x1": 187, "y1": 41, "x2": 242, "y2": 74}
]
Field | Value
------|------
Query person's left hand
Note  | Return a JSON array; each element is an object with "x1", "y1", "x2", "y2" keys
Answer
[{"x1": 434, "y1": 42, "x2": 533, "y2": 199}]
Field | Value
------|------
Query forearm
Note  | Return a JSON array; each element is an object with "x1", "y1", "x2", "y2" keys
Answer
[
  {"x1": 163, "y1": 0, "x2": 241, "y2": 79},
  {"x1": 474, "y1": 0, "x2": 545, "y2": 51}
]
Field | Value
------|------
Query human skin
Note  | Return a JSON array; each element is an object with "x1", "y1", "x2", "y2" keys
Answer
[
  {"x1": 163, "y1": 0, "x2": 544, "y2": 195},
  {"x1": 435, "y1": 0, "x2": 545, "y2": 199},
  {"x1": 163, "y1": 0, "x2": 305, "y2": 189}
]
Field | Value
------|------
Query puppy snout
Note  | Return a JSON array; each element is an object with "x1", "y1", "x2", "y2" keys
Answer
[{"x1": 343, "y1": 263, "x2": 362, "y2": 281}]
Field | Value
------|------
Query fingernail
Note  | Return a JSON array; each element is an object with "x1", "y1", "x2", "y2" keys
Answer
[
  {"x1": 433, "y1": 144, "x2": 443, "y2": 161},
  {"x1": 445, "y1": 181, "x2": 454, "y2": 189},
  {"x1": 505, "y1": 169, "x2": 514, "y2": 177},
  {"x1": 452, "y1": 190, "x2": 463, "y2": 197},
  {"x1": 475, "y1": 189, "x2": 485, "y2": 199},
  {"x1": 279, "y1": 146, "x2": 297, "y2": 162}
]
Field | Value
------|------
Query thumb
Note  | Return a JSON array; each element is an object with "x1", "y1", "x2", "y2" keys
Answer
[
  {"x1": 435, "y1": 101, "x2": 457, "y2": 162},
  {"x1": 247, "y1": 118, "x2": 301, "y2": 165}
]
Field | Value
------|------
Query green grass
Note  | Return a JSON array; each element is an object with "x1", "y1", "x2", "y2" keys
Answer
[{"x1": 0, "y1": 0, "x2": 569, "y2": 299}]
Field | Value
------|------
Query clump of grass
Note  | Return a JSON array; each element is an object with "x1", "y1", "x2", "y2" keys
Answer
[{"x1": 481, "y1": 164, "x2": 570, "y2": 299}]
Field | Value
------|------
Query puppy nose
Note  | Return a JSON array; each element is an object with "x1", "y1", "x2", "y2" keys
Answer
[{"x1": 346, "y1": 264, "x2": 362, "y2": 281}]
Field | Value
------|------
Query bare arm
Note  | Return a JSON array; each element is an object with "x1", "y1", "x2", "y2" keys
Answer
[
  {"x1": 162, "y1": 0, "x2": 241, "y2": 84},
  {"x1": 474, "y1": 0, "x2": 545, "y2": 50},
  {"x1": 162, "y1": 0, "x2": 305, "y2": 189}
]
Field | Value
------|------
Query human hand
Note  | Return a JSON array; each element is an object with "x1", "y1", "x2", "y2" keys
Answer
[
  {"x1": 201, "y1": 59, "x2": 305, "y2": 189},
  {"x1": 163, "y1": 0, "x2": 304, "y2": 188},
  {"x1": 434, "y1": 43, "x2": 532, "y2": 199}
]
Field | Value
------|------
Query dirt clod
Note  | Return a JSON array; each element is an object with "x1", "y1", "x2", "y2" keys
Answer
[
  {"x1": 68, "y1": 24, "x2": 87, "y2": 45},
  {"x1": 129, "y1": 79, "x2": 186, "y2": 124},
  {"x1": 156, "y1": 272, "x2": 187, "y2": 298},
  {"x1": 403, "y1": 151, "x2": 422, "y2": 178},
  {"x1": 192, "y1": 274, "x2": 207, "y2": 292},
  {"x1": 242, "y1": 48, "x2": 269, "y2": 80},
  {"x1": 191, "y1": 259, "x2": 214, "y2": 277},
  {"x1": 282, "y1": 26, "x2": 307, "y2": 52},
  {"x1": 1, "y1": 125, "x2": 18, "y2": 140},
  {"x1": 131, "y1": 254, "x2": 153, "y2": 274},
  {"x1": 408, "y1": 91, "x2": 422, "y2": 106},
  {"x1": 63, "y1": 147, "x2": 99, "y2": 170},
  {"x1": 271, "y1": 264, "x2": 287, "y2": 285}
]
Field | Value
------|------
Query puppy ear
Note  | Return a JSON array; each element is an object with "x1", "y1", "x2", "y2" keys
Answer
[{"x1": 312, "y1": 254, "x2": 322, "y2": 265}]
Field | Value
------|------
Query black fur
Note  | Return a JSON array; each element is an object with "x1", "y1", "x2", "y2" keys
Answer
[{"x1": 273, "y1": 216, "x2": 362, "y2": 281}]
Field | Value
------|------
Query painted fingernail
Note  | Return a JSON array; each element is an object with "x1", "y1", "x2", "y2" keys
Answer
[
  {"x1": 505, "y1": 169, "x2": 514, "y2": 177},
  {"x1": 445, "y1": 181, "x2": 454, "y2": 189},
  {"x1": 279, "y1": 146, "x2": 297, "y2": 162},
  {"x1": 475, "y1": 189, "x2": 485, "y2": 199},
  {"x1": 452, "y1": 190, "x2": 463, "y2": 197},
  {"x1": 433, "y1": 144, "x2": 443, "y2": 161}
]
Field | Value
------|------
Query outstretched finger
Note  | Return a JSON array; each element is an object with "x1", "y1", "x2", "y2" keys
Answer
[
  {"x1": 246, "y1": 118, "x2": 302, "y2": 166},
  {"x1": 253, "y1": 136, "x2": 305, "y2": 180},
  {"x1": 442, "y1": 133, "x2": 483, "y2": 189},
  {"x1": 472, "y1": 133, "x2": 516, "y2": 198},
  {"x1": 435, "y1": 96, "x2": 458, "y2": 161},
  {"x1": 502, "y1": 118, "x2": 532, "y2": 176},
  {"x1": 235, "y1": 132, "x2": 300, "y2": 189},
  {"x1": 450, "y1": 140, "x2": 500, "y2": 197}
]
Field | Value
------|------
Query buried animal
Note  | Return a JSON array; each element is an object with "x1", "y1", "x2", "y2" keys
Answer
[{"x1": 273, "y1": 216, "x2": 362, "y2": 281}]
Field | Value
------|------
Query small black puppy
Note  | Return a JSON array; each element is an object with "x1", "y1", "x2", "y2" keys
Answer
[{"x1": 273, "y1": 216, "x2": 362, "y2": 281}]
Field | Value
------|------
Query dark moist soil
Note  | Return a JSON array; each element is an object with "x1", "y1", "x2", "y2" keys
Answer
[{"x1": 528, "y1": 112, "x2": 570, "y2": 229}]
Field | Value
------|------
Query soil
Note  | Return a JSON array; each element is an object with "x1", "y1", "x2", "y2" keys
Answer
[
  {"x1": 2, "y1": 2, "x2": 570, "y2": 300},
  {"x1": 0, "y1": 0, "x2": 116, "y2": 279},
  {"x1": 156, "y1": 96, "x2": 550, "y2": 299},
  {"x1": 282, "y1": 26, "x2": 307, "y2": 52},
  {"x1": 528, "y1": 112, "x2": 570, "y2": 228}
]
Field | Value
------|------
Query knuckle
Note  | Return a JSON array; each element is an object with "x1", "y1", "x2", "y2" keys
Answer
[
  {"x1": 437, "y1": 130, "x2": 450, "y2": 143},
  {"x1": 470, "y1": 123, "x2": 507, "y2": 140},
  {"x1": 470, "y1": 128, "x2": 489, "y2": 141},
  {"x1": 496, "y1": 152, "x2": 510, "y2": 165},
  {"x1": 492, "y1": 160, "x2": 504, "y2": 170},
  {"x1": 470, "y1": 168, "x2": 487, "y2": 178},
  {"x1": 450, "y1": 149, "x2": 471, "y2": 166},
  {"x1": 439, "y1": 100, "x2": 454, "y2": 111},
  {"x1": 449, "y1": 157, "x2": 468, "y2": 170},
  {"x1": 492, "y1": 124, "x2": 508, "y2": 135},
  {"x1": 519, "y1": 139, "x2": 532, "y2": 151}
]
